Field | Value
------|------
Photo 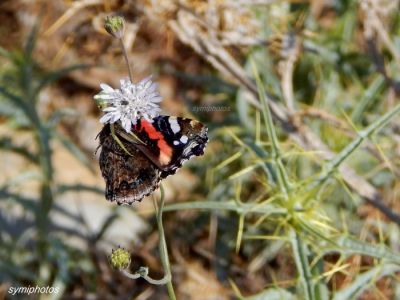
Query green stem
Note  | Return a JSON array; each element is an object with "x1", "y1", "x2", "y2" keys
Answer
[
  {"x1": 119, "y1": 38, "x2": 133, "y2": 82},
  {"x1": 121, "y1": 268, "x2": 170, "y2": 285},
  {"x1": 314, "y1": 102, "x2": 400, "y2": 186},
  {"x1": 33, "y1": 119, "x2": 54, "y2": 286},
  {"x1": 163, "y1": 200, "x2": 286, "y2": 215},
  {"x1": 251, "y1": 59, "x2": 291, "y2": 197},
  {"x1": 155, "y1": 186, "x2": 177, "y2": 300},
  {"x1": 290, "y1": 229, "x2": 315, "y2": 300}
]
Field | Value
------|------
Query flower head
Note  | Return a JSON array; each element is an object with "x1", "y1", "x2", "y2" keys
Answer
[
  {"x1": 104, "y1": 15, "x2": 125, "y2": 39},
  {"x1": 109, "y1": 247, "x2": 131, "y2": 270},
  {"x1": 94, "y1": 76, "x2": 162, "y2": 132}
]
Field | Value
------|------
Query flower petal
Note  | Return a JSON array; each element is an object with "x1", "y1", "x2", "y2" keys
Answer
[
  {"x1": 149, "y1": 96, "x2": 163, "y2": 102},
  {"x1": 147, "y1": 83, "x2": 158, "y2": 93},
  {"x1": 100, "y1": 83, "x2": 115, "y2": 93},
  {"x1": 103, "y1": 107, "x2": 118, "y2": 112},
  {"x1": 99, "y1": 94, "x2": 118, "y2": 101},
  {"x1": 120, "y1": 78, "x2": 131, "y2": 88},
  {"x1": 96, "y1": 75, "x2": 163, "y2": 127},
  {"x1": 121, "y1": 117, "x2": 131, "y2": 132},
  {"x1": 132, "y1": 110, "x2": 138, "y2": 121},
  {"x1": 110, "y1": 111, "x2": 121, "y2": 123},
  {"x1": 138, "y1": 75, "x2": 152, "y2": 88},
  {"x1": 99, "y1": 113, "x2": 113, "y2": 124}
]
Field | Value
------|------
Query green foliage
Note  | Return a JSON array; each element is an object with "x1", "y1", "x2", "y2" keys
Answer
[
  {"x1": 1, "y1": 2, "x2": 400, "y2": 299},
  {"x1": 0, "y1": 27, "x2": 98, "y2": 290},
  {"x1": 162, "y1": 3, "x2": 400, "y2": 298}
]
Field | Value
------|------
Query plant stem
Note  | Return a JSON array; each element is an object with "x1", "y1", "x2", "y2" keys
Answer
[
  {"x1": 30, "y1": 105, "x2": 54, "y2": 285},
  {"x1": 119, "y1": 38, "x2": 133, "y2": 82},
  {"x1": 121, "y1": 269, "x2": 170, "y2": 285},
  {"x1": 155, "y1": 186, "x2": 177, "y2": 300},
  {"x1": 251, "y1": 59, "x2": 292, "y2": 197},
  {"x1": 290, "y1": 229, "x2": 315, "y2": 300},
  {"x1": 163, "y1": 200, "x2": 286, "y2": 215},
  {"x1": 313, "y1": 102, "x2": 400, "y2": 187}
]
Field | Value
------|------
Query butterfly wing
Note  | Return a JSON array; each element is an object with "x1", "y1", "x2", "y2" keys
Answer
[
  {"x1": 98, "y1": 124, "x2": 162, "y2": 204},
  {"x1": 98, "y1": 116, "x2": 208, "y2": 204},
  {"x1": 128, "y1": 116, "x2": 208, "y2": 177}
]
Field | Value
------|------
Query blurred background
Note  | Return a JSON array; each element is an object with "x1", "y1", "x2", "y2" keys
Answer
[{"x1": 1, "y1": 0, "x2": 400, "y2": 299}]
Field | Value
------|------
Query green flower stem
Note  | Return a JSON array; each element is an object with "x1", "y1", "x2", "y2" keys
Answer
[
  {"x1": 119, "y1": 187, "x2": 175, "y2": 297},
  {"x1": 105, "y1": 16, "x2": 133, "y2": 82},
  {"x1": 121, "y1": 268, "x2": 171, "y2": 285},
  {"x1": 155, "y1": 186, "x2": 177, "y2": 300},
  {"x1": 119, "y1": 38, "x2": 133, "y2": 83}
]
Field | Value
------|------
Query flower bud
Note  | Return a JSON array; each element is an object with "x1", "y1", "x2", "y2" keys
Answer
[
  {"x1": 109, "y1": 247, "x2": 131, "y2": 270},
  {"x1": 93, "y1": 93, "x2": 109, "y2": 109},
  {"x1": 104, "y1": 16, "x2": 125, "y2": 39}
]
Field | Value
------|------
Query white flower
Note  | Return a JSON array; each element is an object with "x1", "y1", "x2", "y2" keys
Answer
[{"x1": 94, "y1": 76, "x2": 162, "y2": 132}]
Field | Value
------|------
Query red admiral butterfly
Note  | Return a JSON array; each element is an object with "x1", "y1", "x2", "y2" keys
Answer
[{"x1": 98, "y1": 115, "x2": 208, "y2": 205}]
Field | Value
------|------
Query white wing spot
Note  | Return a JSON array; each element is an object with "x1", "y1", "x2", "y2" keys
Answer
[
  {"x1": 180, "y1": 135, "x2": 188, "y2": 144},
  {"x1": 168, "y1": 117, "x2": 180, "y2": 134},
  {"x1": 173, "y1": 140, "x2": 179, "y2": 145}
]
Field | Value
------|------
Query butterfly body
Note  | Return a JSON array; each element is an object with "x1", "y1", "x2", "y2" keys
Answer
[{"x1": 98, "y1": 116, "x2": 208, "y2": 205}]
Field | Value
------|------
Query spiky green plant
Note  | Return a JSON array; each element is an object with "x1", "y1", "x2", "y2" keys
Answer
[{"x1": 0, "y1": 26, "x2": 104, "y2": 292}]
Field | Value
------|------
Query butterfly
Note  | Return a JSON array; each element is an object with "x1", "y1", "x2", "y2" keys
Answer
[{"x1": 97, "y1": 116, "x2": 208, "y2": 204}]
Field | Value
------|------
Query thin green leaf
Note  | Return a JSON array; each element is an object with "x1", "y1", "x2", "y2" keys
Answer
[
  {"x1": 236, "y1": 214, "x2": 245, "y2": 253},
  {"x1": 0, "y1": 137, "x2": 38, "y2": 163},
  {"x1": 214, "y1": 151, "x2": 242, "y2": 171},
  {"x1": 312, "y1": 258, "x2": 330, "y2": 300},
  {"x1": 163, "y1": 200, "x2": 286, "y2": 216},
  {"x1": 0, "y1": 188, "x2": 38, "y2": 213},
  {"x1": 249, "y1": 240, "x2": 286, "y2": 273},
  {"x1": 93, "y1": 211, "x2": 119, "y2": 243},
  {"x1": 24, "y1": 23, "x2": 38, "y2": 60},
  {"x1": 48, "y1": 108, "x2": 77, "y2": 127},
  {"x1": 0, "y1": 85, "x2": 40, "y2": 126},
  {"x1": 313, "y1": 102, "x2": 400, "y2": 186},
  {"x1": 0, "y1": 85, "x2": 28, "y2": 114},
  {"x1": 333, "y1": 264, "x2": 400, "y2": 300},
  {"x1": 56, "y1": 184, "x2": 103, "y2": 195},
  {"x1": 326, "y1": 236, "x2": 400, "y2": 264},
  {"x1": 2, "y1": 170, "x2": 42, "y2": 188},
  {"x1": 236, "y1": 85, "x2": 255, "y2": 132},
  {"x1": 351, "y1": 75, "x2": 386, "y2": 123},
  {"x1": 0, "y1": 101, "x2": 30, "y2": 126},
  {"x1": 251, "y1": 58, "x2": 291, "y2": 196},
  {"x1": 290, "y1": 229, "x2": 315, "y2": 300}
]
